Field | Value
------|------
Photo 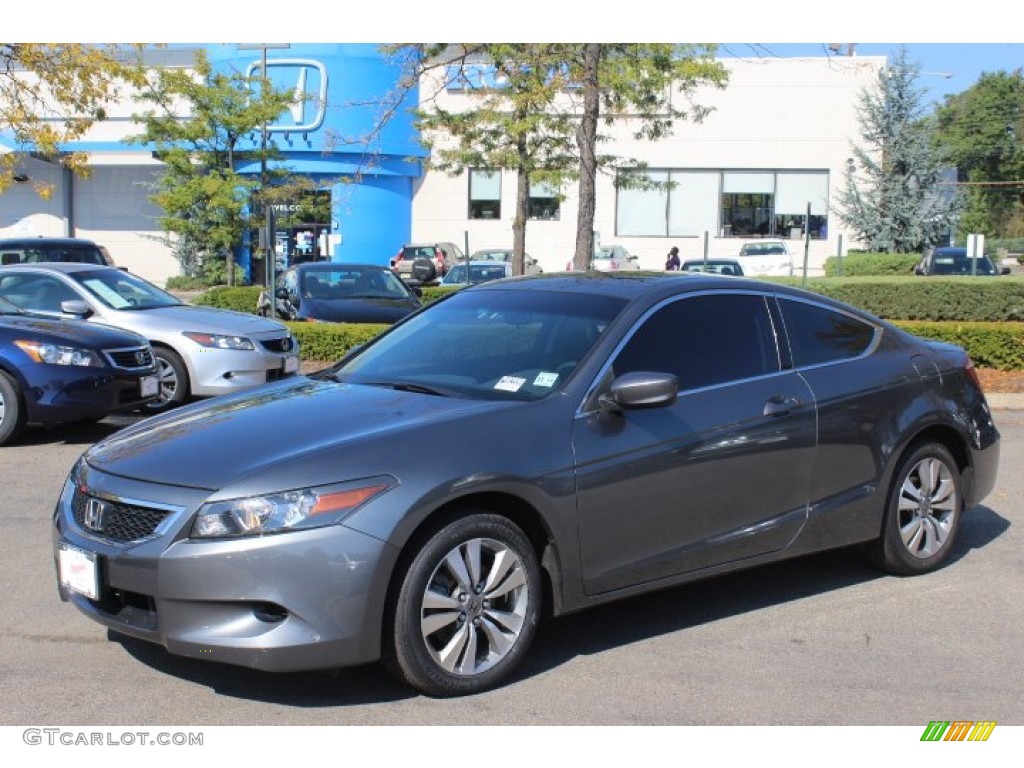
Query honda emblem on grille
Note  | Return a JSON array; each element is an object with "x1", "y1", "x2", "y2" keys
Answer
[
  {"x1": 84, "y1": 499, "x2": 106, "y2": 531},
  {"x1": 135, "y1": 350, "x2": 149, "y2": 365}
]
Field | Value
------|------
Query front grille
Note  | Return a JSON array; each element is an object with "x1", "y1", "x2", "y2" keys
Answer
[
  {"x1": 104, "y1": 345, "x2": 154, "y2": 370},
  {"x1": 72, "y1": 489, "x2": 171, "y2": 543},
  {"x1": 260, "y1": 336, "x2": 295, "y2": 354}
]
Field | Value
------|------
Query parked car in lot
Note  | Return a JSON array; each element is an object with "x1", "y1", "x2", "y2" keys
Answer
[
  {"x1": 470, "y1": 249, "x2": 543, "y2": 275},
  {"x1": 263, "y1": 262, "x2": 422, "y2": 323},
  {"x1": 391, "y1": 242, "x2": 465, "y2": 284},
  {"x1": 590, "y1": 245, "x2": 640, "y2": 271},
  {"x1": 53, "y1": 273, "x2": 999, "y2": 697},
  {"x1": 735, "y1": 239, "x2": 794, "y2": 277},
  {"x1": 0, "y1": 237, "x2": 116, "y2": 267},
  {"x1": 914, "y1": 247, "x2": 1009, "y2": 276},
  {"x1": 680, "y1": 258, "x2": 745, "y2": 276},
  {"x1": 439, "y1": 260, "x2": 514, "y2": 286},
  {"x1": 0, "y1": 296, "x2": 157, "y2": 444},
  {"x1": 0, "y1": 264, "x2": 298, "y2": 412}
]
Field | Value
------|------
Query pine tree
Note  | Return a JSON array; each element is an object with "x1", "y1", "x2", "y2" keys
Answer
[{"x1": 837, "y1": 48, "x2": 961, "y2": 253}]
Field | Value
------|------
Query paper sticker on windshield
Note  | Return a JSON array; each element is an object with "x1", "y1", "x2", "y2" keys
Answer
[
  {"x1": 533, "y1": 372, "x2": 559, "y2": 388},
  {"x1": 495, "y1": 376, "x2": 526, "y2": 392}
]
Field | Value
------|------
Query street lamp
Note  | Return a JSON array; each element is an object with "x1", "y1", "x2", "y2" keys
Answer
[{"x1": 237, "y1": 43, "x2": 290, "y2": 319}]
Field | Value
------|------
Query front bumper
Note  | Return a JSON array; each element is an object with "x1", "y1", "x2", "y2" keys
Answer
[
  {"x1": 21, "y1": 364, "x2": 157, "y2": 424},
  {"x1": 185, "y1": 335, "x2": 300, "y2": 397},
  {"x1": 53, "y1": 465, "x2": 397, "y2": 672}
]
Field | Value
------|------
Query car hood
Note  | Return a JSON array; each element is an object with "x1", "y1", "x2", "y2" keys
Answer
[
  {"x1": 84, "y1": 377, "x2": 512, "y2": 491},
  {"x1": 107, "y1": 304, "x2": 289, "y2": 338},
  {"x1": 0, "y1": 313, "x2": 146, "y2": 347},
  {"x1": 298, "y1": 296, "x2": 419, "y2": 323}
]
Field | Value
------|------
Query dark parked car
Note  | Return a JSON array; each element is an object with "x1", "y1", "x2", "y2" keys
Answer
[
  {"x1": 54, "y1": 273, "x2": 999, "y2": 696},
  {"x1": 1, "y1": 296, "x2": 157, "y2": 445},
  {"x1": 0, "y1": 237, "x2": 116, "y2": 267},
  {"x1": 263, "y1": 263, "x2": 422, "y2": 323},
  {"x1": 390, "y1": 242, "x2": 465, "y2": 284},
  {"x1": 914, "y1": 247, "x2": 1009, "y2": 276}
]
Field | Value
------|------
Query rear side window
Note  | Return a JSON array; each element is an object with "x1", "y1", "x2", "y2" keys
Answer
[
  {"x1": 778, "y1": 298, "x2": 876, "y2": 367},
  {"x1": 613, "y1": 293, "x2": 780, "y2": 392}
]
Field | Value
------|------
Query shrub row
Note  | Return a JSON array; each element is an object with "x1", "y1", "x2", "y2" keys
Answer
[
  {"x1": 893, "y1": 321, "x2": 1024, "y2": 371},
  {"x1": 779, "y1": 276, "x2": 1024, "y2": 322},
  {"x1": 823, "y1": 252, "x2": 920, "y2": 277}
]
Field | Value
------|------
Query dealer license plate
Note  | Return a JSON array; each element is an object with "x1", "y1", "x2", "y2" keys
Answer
[
  {"x1": 140, "y1": 375, "x2": 159, "y2": 398},
  {"x1": 58, "y1": 542, "x2": 99, "y2": 600}
]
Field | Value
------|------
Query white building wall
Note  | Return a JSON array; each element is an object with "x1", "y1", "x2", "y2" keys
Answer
[{"x1": 411, "y1": 55, "x2": 884, "y2": 274}]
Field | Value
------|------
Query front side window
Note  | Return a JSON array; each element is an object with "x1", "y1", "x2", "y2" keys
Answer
[
  {"x1": 778, "y1": 298, "x2": 876, "y2": 367},
  {"x1": 612, "y1": 293, "x2": 779, "y2": 392},
  {"x1": 469, "y1": 169, "x2": 501, "y2": 219},
  {"x1": 0, "y1": 274, "x2": 79, "y2": 313}
]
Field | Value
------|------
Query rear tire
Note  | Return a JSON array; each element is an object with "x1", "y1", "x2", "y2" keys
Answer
[
  {"x1": 0, "y1": 371, "x2": 26, "y2": 446},
  {"x1": 384, "y1": 513, "x2": 542, "y2": 697},
  {"x1": 872, "y1": 442, "x2": 962, "y2": 575}
]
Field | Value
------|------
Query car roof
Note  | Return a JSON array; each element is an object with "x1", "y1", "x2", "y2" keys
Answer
[
  {"x1": 0, "y1": 262, "x2": 113, "y2": 274},
  {"x1": 293, "y1": 262, "x2": 386, "y2": 271},
  {"x1": 0, "y1": 237, "x2": 100, "y2": 247}
]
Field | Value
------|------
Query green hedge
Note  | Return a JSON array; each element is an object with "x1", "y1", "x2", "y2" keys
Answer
[
  {"x1": 894, "y1": 321, "x2": 1024, "y2": 371},
  {"x1": 823, "y1": 252, "x2": 920, "y2": 277},
  {"x1": 286, "y1": 322, "x2": 388, "y2": 361},
  {"x1": 776, "y1": 276, "x2": 1024, "y2": 322},
  {"x1": 191, "y1": 286, "x2": 264, "y2": 314}
]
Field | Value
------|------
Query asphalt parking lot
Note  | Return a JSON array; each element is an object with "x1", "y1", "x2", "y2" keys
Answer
[{"x1": 2, "y1": 409, "x2": 1022, "y2": 726}]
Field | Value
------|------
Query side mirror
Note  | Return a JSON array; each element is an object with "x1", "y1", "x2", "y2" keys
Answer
[
  {"x1": 599, "y1": 371, "x2": 678, "y2": 412},
  {"x1": 60, "y1": 300, "x2": 92, "y2": 318},
  {"x1": 411, "y1": 286, "x2": 423, "y2": 297}
]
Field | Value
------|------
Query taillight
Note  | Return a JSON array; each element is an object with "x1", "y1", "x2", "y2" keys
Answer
[{"x1": 965, "y1": 355, "x2": 983, "y2": 391}]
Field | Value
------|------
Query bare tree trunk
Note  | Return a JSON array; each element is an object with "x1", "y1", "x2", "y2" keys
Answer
[
  {"x1": 512, "y1": 134, "x2": 529, "y2": 275},
  {"x1": 573, "y1": 43, "x2": 600, "y2": 270}
]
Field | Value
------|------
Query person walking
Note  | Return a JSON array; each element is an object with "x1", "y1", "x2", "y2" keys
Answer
[{"x1": 665, "y1": 246, "x2": 681, "y2": 271}]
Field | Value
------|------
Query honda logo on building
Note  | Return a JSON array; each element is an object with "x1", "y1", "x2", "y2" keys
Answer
[{"x1": 246, "y1": 59, "x2": 328, "y2": 133}]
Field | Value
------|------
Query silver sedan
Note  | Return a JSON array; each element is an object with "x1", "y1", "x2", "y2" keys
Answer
[{"x1": 0, "y1": 264, "x2": 299, "y2": 411}]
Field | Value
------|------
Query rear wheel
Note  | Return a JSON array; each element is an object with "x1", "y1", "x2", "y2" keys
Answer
[
  {"x1": 143, "y1": 347, "x2": 189, "y2": 413},
  {"x1": 0, "y1": 371, "x2": 26, "y2": 445},
  {"x1": 385, "y1": 513, "x2": 542, "y2": 697},
  {"x1": 872, "y1": 442, "x2": 962, "y2": 575}
]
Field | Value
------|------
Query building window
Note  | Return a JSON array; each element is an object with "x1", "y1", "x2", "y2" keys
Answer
[
  {"x1": 528, "y1": 180, "x2": 560, "y2": 220},
  {"x1": 469, "y1": 169, "x2": 501, "y2": 219},
  {"x1": 615, "y1": 169, "x2": 829, "y2": 239}
]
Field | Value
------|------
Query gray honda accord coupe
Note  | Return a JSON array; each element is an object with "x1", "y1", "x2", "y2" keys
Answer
[{"x1": 52, "y1": 272, "x2": 1000, "y2": 696}]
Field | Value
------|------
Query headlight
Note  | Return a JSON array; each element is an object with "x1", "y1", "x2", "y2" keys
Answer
[
  {"x1": 190, "y1": 478, "x2": 394, "y2": 538},
  {"x1": 14, "y1": 340, "x2": 101, "y2": 367},
  {"x1": 183, "y1": 332, "x2": 255, "y2": 350}
]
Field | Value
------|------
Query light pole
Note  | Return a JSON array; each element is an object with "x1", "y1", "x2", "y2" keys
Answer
[{"x1": 237, "y1": 43, "x2": 290, "y2": 319}]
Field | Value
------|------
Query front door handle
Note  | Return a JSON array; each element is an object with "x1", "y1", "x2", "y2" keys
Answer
[{"x1": 763, "y1": 395, "x2": 802, "y2": 417}]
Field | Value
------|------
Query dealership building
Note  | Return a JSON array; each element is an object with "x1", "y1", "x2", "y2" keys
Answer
[{"x1": 0, "y1": 45, "x2": 884, "y2": 284}]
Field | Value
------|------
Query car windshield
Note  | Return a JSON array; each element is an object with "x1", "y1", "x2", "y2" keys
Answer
[
  {"x1": 71, "y1": 269, "x2": 181, "y2": 310},
  {"x1": 328, "y1": 288, "x2": 627, "y2": 401},
  {"x1": 444, "y1": 264, "x2": 509, "y2": 284},
  {"x1": 931, "y1": 252, "x2": 996, "y2": 275},
  {"x1": 472, "y1": 250, "x2": 512, "y2": 262},
  {"x1": 0, "y1": 295, "x2": 24, "y2": 315},
  {"x1": 301, "y1": 267, "x2": 411, "y2": 299},
  {"x1": 740, "y1": 243, "x2": 787, "y2": 256}
]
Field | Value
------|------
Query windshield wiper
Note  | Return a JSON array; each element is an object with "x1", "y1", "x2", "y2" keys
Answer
[{"x1": 363, "y1": 381, "x2": 453, "y2": 397}]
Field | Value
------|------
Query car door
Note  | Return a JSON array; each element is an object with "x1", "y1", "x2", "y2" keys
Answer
[{"x1": 572, "y1": 291, "x2": 816, "y2": 596}]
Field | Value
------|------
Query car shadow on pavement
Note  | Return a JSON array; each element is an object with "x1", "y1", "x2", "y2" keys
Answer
[
  {"x1": 109, "y1": 505, "x2": 1008, "y2": 705},
  {"x1": 13, "y1": 415, "x2": 145, "y2": 447}
]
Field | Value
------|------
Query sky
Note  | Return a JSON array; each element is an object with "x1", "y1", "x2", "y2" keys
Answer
[{"x1": 721, "y1": 43, "x2": 1023, "y2": 105}]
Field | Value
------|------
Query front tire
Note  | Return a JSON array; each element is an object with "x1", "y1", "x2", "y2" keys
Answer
[
  {"x1": 143, "y1": 347, "x2": 190, "y2": 413},
  {"x1": 385, "y1": 513, "x2": 542, "y2": 697},
  {"x1": 0, "y1": 371, "x2": 26, "y2": 446},
  {"x1": 872, "y1": 442, "x2": 962, "y2": 575}
]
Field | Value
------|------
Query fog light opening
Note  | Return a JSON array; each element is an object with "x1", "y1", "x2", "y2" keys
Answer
[{"x1": 252, "y1": 602, "x2": 288, "y2": 623}]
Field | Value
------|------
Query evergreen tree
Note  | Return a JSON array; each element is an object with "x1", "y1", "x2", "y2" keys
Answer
[{"x1": 836, "y1": 48, "x2": 961, "y2": 253}]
